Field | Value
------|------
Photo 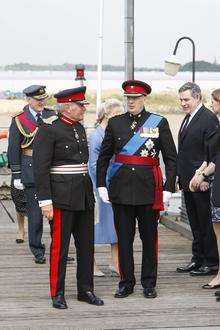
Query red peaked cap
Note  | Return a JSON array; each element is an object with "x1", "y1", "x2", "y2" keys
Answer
[
  {"x1": 122, "y1": 80, "x2": 152, "y2": 96},
  {"x1": 54, "y1": 86, "x2": 89, "y2": 104}
]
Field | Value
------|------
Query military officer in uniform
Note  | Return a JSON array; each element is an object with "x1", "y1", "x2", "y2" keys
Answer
[
  {"x1": 8, "y1": 85, "x2": 54, "y2": 264},
  {"x1": 97, "y1": 80, "x2": 177, "y2": 299},
  {"x1": 33, "y1": 86, "x2": 104, "y2": 309}
]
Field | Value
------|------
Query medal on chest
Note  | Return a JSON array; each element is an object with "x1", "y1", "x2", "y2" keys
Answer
[
  {"x1": 140, "y1": 127, "x2": 159, "y2": 138},
  {"x1": 140, "y1": 138, "x2": 157, "y2": 157},
  {"x1": 130, "y1": 120, "x2": 137, "y2": 130},
  {"x1": 73, "y1": 128, "x2": 79, "y2": 141}
]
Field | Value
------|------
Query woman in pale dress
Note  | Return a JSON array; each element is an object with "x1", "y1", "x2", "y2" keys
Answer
[{"x1": 89, "y1": 99, "x2": 124, "y2": 276}]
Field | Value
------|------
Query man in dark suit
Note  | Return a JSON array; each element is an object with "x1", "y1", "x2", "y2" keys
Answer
[
  {"x1": 33, "y1": 87, "x2": 104, "y2": 309},
  {"x1": 176, "y1": 82, "x2": 219, "y2": 275},
  {"x1": 97, "y1": 80, "x2": 177, "y2": 299},
  {"x1": 8, "y1": 85, "x2": 55, "y2": 264}
]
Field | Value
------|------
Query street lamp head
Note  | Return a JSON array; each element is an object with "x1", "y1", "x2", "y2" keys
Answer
[
  {"x1": 164, "y1": 36, "x2": 195, "y2": 82},
  {"x1": 164, "y1": 55, "x2": 181, "y2": 77}
]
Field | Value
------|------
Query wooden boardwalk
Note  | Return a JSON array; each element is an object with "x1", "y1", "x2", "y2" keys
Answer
[{"x1": 1, "y1": 200, "x2": 220, "y2": 330}]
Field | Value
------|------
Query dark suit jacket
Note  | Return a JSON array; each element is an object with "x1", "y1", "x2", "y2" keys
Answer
[
  {"x1": 97, "y1": 109, "x2": 177, "y2": 205},
  {"x1": 204, "y1": 126, "x2": 220, "y2": 207},
  {"x1": 177, "y1": 105, "x2": 219, "y2": 190},
  {"x1": 205, "y1": 126, "x2": 220, "y2": 163},
  {"x1": 212, "y1": 151, "x2": 220, "y2": 207}
]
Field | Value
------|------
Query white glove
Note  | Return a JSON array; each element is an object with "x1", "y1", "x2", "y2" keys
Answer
[
  {"x1": 13, "y1": 179, "x2": 24, "y2": 190},
  {"x1": 163, "y1": 191, "x2": 172, "y2": 209},
  {"x1": 98, "y1": 187, "x2": 110, "y2": 203}
]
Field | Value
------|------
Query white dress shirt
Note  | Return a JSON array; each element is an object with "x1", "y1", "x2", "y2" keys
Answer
[{"x1": 187, "y1": 103, "x2": 203, "y2": 126}]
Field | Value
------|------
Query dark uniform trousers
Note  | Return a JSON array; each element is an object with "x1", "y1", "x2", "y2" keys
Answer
[
  {"x1": 112, "y1": 203, "x2": 158, "y2": 289},
  {"x1": 25, "y1": 186, "x2": 45, "y2": 258},
  {"x1": 184, "y1": 190, "x2": 218, "y2": 266},
  {"x1": 50, "y1": 203, "x2": 94, "y2": 298}
]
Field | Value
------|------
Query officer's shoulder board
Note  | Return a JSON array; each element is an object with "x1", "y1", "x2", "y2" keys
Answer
[
  {"x1": 43, "y1": 115, "x2": 58, "y2": 125},
  {"x1": 44, "y1": 107, "x2": 56, "y2": 112},
  {"x1": 11, "y1": 110, "x2": 24, "y2": 118}
]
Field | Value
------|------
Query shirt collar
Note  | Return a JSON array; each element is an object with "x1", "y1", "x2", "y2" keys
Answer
[
  {"x1": 29, "y1": 106, "x2": 42, "y2": 119},
  {"x1": 189, "y1": 103, "x2": 202, "y2": 119},
  {"x1": 129, "y1": 107, "x2": 145, "y2": 120}
]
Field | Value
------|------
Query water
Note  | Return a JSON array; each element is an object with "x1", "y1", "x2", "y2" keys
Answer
[{"x1": 0, "y1": 70, "x2": 220, "y2": 93}]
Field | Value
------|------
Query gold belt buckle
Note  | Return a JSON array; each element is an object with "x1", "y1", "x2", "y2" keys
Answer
[{"x1": 22, "y1": 149, "x2": 33, "y2": 156}]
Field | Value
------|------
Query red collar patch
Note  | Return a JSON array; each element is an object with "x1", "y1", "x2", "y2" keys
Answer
[{"x1": 60, "y1": 115, "x2": 76, "y2": 125}]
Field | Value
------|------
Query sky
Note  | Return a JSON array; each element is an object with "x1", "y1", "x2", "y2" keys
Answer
[{"x1": 1, "y1": 0, "x2": 219, "y2": 68}]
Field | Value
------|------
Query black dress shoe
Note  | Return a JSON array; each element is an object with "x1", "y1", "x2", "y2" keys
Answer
[
  {"x1": 176, "y1": 262, "x2": 200, "y2": 273},
  {"x1": 202, "y1": 283, "x2": 220, "y2": 289},
  {"x1": 190, "y1": 265, "x2": 218, "y2": 276},
  {"x1": 143, "y1": 288, "x2": 157, "y2": 299},
  {"x1": 214, "y1": 290, "x2": 220, "y2": 297},
  {"x1": 77, "y1": 291, "x2": 104, "y2": 306},
  {"x1": 34, "y1": 256, "x2": 46, "y2": 264},
  {"x1": 15, "y1": 238, "x2": 24, "y2": 244},
  {"x1": 114, "y1": 286, "x2": 134, "y2": 298},
  {"x1": 52, "y1": 295, "x2": 68, "y2": 309}
]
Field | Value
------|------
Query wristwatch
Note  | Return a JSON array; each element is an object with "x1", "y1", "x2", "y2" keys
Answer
[{"x1": 202, "y1": 172, "x2": 209, "y2": 179}]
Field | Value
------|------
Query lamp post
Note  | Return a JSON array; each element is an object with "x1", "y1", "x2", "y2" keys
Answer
[
  {"x1": 96, "y1": 0, "x2": 104, "y2": 113},
  {"x1": 125, "y1": 0, "x2": 134, "y2": 80},
  {"x1": 164, "y1": 36, "x2": 195, "y2": 82},
  {"x1": 75, "y1": 64, "x2": 86, "y2": 86}
]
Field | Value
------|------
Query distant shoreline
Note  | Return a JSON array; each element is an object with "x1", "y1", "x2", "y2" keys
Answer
[{"x1": 2, "y1": 60, "x2": 220, "y2": 72}]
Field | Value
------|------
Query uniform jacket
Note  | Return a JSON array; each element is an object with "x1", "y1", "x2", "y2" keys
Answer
[
  {"x1": 33, "y1": 117, "x2": 95, "y2": 211},
  {"x1": 7, "y1": 105, "x2": 55, "y2": 186},
  {"x1": 177, "y1": 105, "x2": 219, "y2": 191},
  {"x1": 96, "y1": 108, "x2": 177, "y2": 205}
]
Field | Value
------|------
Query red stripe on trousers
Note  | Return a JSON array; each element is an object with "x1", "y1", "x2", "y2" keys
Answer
[{"x1": 50, "y1": 207, "x2": 62, "y2": 298}]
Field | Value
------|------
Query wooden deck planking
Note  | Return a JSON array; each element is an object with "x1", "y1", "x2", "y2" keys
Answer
[{"x1": 1, "y1": 201, "x2": 220, "y2": 329}]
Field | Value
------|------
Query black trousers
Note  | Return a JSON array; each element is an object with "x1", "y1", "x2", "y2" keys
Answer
[
  {"x1": 50, "y1": 206, "x2": 94, "y2": 298},
  {"x1": 112, "y1": 203, "x2": 158, "y2": 289},
  {"x1": 184, "y1": 190, "x2": 218, "y2": 266},
  {"x1": 25, "y1": 187, "x2": 45, "y2": 258}
]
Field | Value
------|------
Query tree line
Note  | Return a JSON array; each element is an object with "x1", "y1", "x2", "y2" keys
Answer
[{"x1": 1, "y1": 61, "x2": 220, "y2": 72}]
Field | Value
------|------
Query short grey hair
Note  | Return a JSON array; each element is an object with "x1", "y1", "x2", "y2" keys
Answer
[
  {"x1": 56, "y1": 102, "x2": 73, "y2": 112},
  {"x1": 178, "y1": 82, "x2": 202, "y2": 100},
  {"x1": 97, "y1": 98, "x2": 124, "y2": 123}
]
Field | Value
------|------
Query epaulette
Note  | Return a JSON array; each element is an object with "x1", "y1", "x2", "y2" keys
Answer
[
  {"x1": 11, "y1": 110, "x2": 24, "y2": 118},
  {"x1": 45, "y1": 107, "x2": 56, "y2": 112},
  {"x1": 43, "y1": 115, "x2": 58, "y2": 125}
]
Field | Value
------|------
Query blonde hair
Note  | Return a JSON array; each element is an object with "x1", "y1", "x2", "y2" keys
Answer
[{"x1": 96, "y1": 98, "x2": 124, "y2": 125}]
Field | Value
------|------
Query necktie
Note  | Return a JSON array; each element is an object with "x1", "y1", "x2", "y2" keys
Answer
[
  {"x1": 180, "y1": 113, "x2": 191, "y2": 137},
  {"x1": 36, "y1": 113, "x2": 43, "y2": 126}
]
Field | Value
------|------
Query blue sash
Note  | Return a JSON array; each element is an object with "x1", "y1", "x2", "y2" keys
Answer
[{"x1": 107, "y1": 113, "x2": 162, "y2": 183}]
